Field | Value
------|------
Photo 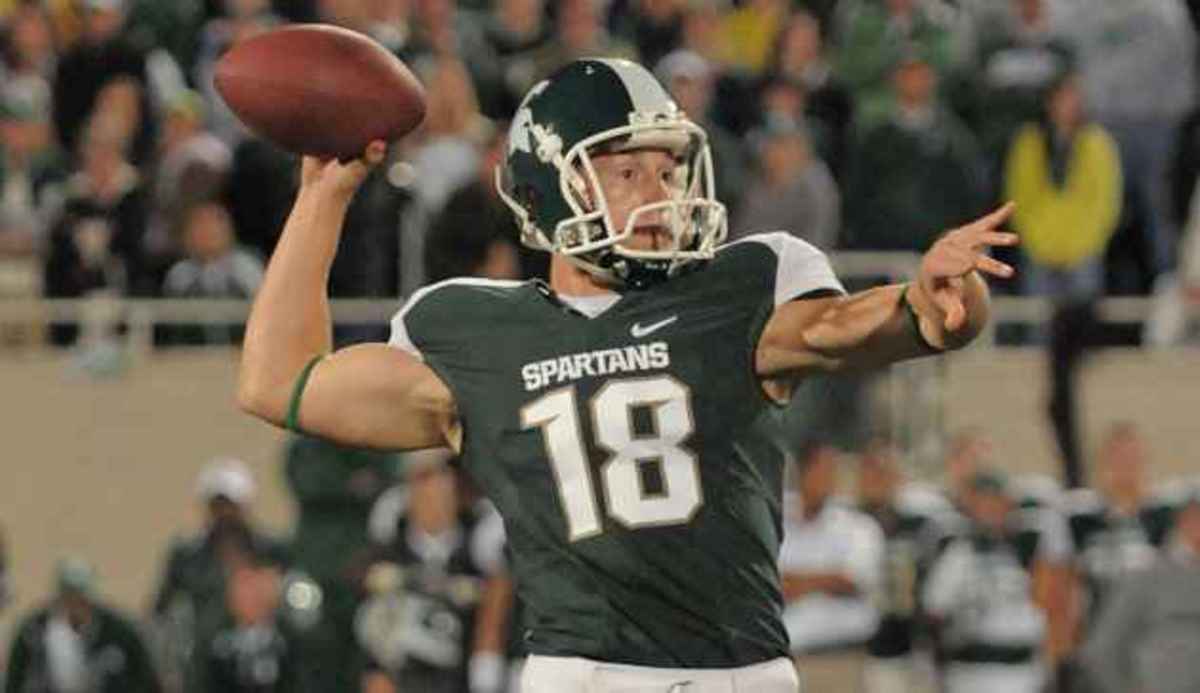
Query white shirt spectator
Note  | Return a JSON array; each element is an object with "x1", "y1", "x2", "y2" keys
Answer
[{"x1": 779, "y1": 496, "x2": 884, "y2": 651}]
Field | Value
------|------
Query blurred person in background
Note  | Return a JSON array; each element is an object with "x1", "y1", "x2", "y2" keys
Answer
[
  {"x1": 52, "y1": 0, "x2": 159, "y2": 166},
  {"x1": 1063, "y1": 423, "x2": 1176, "y2": 625},
  {"x1": 1059, "y1": 0, "x2": 1196, "y2": 285},
  {"x1": 835, "y1": 0, "x2": 955, "y2": 120},
  {"x1": 42, "y1": 112, "x2": 149, "y2": 345},
  {"x1": 1078, "y1": 490, "x2": 1200, "y2": 693},
  {"x1": 954, "y1": 0, "x2": 1075, "y2": 191},
  {"x1": 423, "y1": 122, "x2": 541, "y2": 283},
  {"x1": 530, "y1": 0, "x2": 636, "y2": 82},
  {"x1": 733, "y1": 114, "x2": 839, "y2": 250},
  {"x1": 0, "y1": 67, "x2": 63, "y2": 285},
  {"x1": 923, "y1": 470, "x2": 1073, "y2": 693},
  {"x1": 282, "y1": 435, "x2": 400, "y2": 693},
  {"x1": 149, "y1": 457, "x2": 290, "y2": 693},
  {"x1": 355, "y1": 450, "x2": 510, "y2": 693},
  {"x1": 779, "y1": 442, "x2": 884, "y2": 692},
  {"x1": 716, "y1": 0, "x2": 788, "y2": 76},
  {"x1": 1004, "y1": 70, "x2": 1122, "y2": 481},
  {"x1": 608, "y1": 0, "x2": 686, "y2": 70},
  {"x1": 764, "y1": 9, "x2": 853, "y2": 182},
  {"x1": 655, "y1": 48, "x2": 750, "y2": 220},
  {"x1": 482, "y1": 0, "x2": 551, "y2": 118},
  {"x1": 1005, "y1": 71, "x2": 1121, "y2": 306},
  {"x1": 6, "y1": 557, "x2": 161, "y2": 693},
  {"x1": 399, "y1": 55, "x2": 491, "y2": 294},
  {"x1": 1, "y1": 1, "x2": 58, "y2": 84},
  {"x1": 160, "y1": 201, "x2": 263, "y2": 345},
  {"x1": 147, "y1": 90, "x2": 232, "y2": 263},
  {"x1": 943, "y1": 427, "x2": 993, "y2": 512},
  {"x1": 194, "y1": 558, "x2": 298, "y2": 693},
  {"x1": 1146, "y1": 175, "x2": 1200, "y2": 345},
  {"x1": 857, "y1": 439, "x2": 950, "y2": 693},
  {"x1": 843, "y1": 48, "x2": 983, "y2": 252}
]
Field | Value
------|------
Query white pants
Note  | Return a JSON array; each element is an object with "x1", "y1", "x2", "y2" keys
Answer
[
  {"x1": 521, "y1": 654, "x2": 801, "y2": 693},
  {"x1": 943, "y1": 662, "x2": 1044, "y2": 693}
]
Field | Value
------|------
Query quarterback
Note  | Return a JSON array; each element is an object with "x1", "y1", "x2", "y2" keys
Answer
[{"x1": 238, "y1": 59, "x2": 1017, "y2": 692}]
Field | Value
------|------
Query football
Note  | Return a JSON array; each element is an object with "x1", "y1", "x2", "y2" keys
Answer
[{"x1": 214, "y1": 24, "x2": 426, "y2": 160}]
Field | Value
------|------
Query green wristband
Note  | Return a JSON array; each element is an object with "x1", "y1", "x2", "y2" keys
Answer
[
  {"x1": 286, "y1": 355, "x2": 324, "y2": 432},
  {"x1": 902, "y1": 285, "x2": 943, "y2": 353}
]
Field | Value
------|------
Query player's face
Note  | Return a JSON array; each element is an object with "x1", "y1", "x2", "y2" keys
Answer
[{"x1": 591, "y1": 148, "x2": 681, "y2": 252}]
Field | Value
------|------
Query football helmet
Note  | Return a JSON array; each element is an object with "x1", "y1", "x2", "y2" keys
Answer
[{"x1": 496, "y1": 58, "x2": 727, "y2": 288}]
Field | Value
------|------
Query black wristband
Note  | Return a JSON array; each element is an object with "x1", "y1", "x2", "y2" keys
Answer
[{"x1": 902, "y1": 284, "x2": 944, "y2": 353}]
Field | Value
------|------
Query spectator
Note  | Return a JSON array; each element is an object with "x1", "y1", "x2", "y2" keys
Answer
[
  {"x1": 857, "y1": 439, "x2": 950, "y2": 693},
  {"x1": 43, "y1": 112, "x2": 150, "y2": 298},
  {"x1": 1063, "y1": 423, "x2": 1176, "y2": 624},
  {"x1": 843, "y1": 50, "x2": 983, "y2": 252},
  {"x1": 923, "y1": 470, "x2": 1072, "y2": 693},
  {"x1": 147, "y1": 89, "x2": 232, "y2": 261},
  {"x1": 355, "y1": 450, "x2": 509, "y2": 693},
  {"x1": 609, "y1": 0, "x2": 685, "y2": 69},
  {"x1": 955, "y1": 0, "x2": 1075, "y2": 186},
  {"x1": 51, "y1": 0, "x2": 159, "y2": 166},
  {"x1": 6, "y1": 557, "x2": 161, "y2": 693},
  {"x1": 716, "y1": 0, "x2": 788, "y2": 76},
  {"x1": 160, "y1": 202, "x2": 262, "y2": 345},
  {"x1": 196, "y1": 561, "x2": 298, "y2": 693},
  {"x1": 0, "y1": 70, "x2": 63, "y2": 267},
  {"x1": 482, "y1": 0, "x2": 551, "y2": 118},
  {"x1": 765, "y1": 9, "x2": 854, "y2": 182},
  {"x1": 1079, "y1": 491, "x2": 1200, "y2": 693},
  {"x1": 655, "y1": 49, "x2": 750, "y2": 220},
  {"x1": 1145, "y1": 176, "x2": 1200, "y2": 345},
  {"x1": 530, "y1": 0, "x2": 637, "y2": 82},
  {"x1": 943, "y1": 427, "x2": 994, "y2": 512},
  {"x1": 283, "y1": 435, "x2": 400, "y2": 693},
  {"x1": 779, "y1": 442, "x2": 884, "y2": 692},
  {"x1": 399, "y1": 56, "x2": 490, "y2": 294},
  {"x1": 835, "y1": 0, "x2": 955, "y2": 120},
  {"x1": 1, "y1": 1, "x2": 58, "y2": 83},
  {"x1": 1005, "y1": 71, "x2": 1121, "y2": 303},
  {"x1": 1059, "y1": 0, "x2": 1196, "y2": 281},
  {"x1": 424, "y1": 122, "x2": 536, "y2": 284},
  {"x1": 733, "y1": 114, "x2": 839, "y2": 250},
  {"x1": 149, "y1": 457, "x2": 290, "y2": 693}
]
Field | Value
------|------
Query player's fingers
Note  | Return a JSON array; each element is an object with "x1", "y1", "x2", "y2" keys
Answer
[
  {"x1": 964, "y1": 201, "x2": 1016, "y2": 233},
  {"x1": 363, "y1": 139, "x2": 388, "y2": 165},
  {"x1": 975, "y1": 254, "x2": 1015, "y2": 278},
  {"x1": 932, "y1": 289, "x2": 966, "y2": 331},
  {"x1": 974, "y1": 231, "x2": 1020, "y2": 248}
]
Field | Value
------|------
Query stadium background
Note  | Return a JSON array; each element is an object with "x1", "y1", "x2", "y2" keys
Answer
[{"x1": 1, "y1": 0, "x2": 1200, "y2": 691}]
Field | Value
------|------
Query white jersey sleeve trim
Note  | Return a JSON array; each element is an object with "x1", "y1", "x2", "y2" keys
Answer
[
  {"x1": 387, "y1": 277, "x2": 526, "y2": 360},
  {"x1": 727, "y1": 232, "x2": 845, "y2": 307}
]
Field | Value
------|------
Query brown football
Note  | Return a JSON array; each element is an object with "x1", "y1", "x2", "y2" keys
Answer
[{"x1": 214, "y1": 24, "x2": 426, "y2": 160}]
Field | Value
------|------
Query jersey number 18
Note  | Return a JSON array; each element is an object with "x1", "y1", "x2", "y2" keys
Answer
[{"x1": 521, "y1": 375, "x2": 703, "y2": 541}]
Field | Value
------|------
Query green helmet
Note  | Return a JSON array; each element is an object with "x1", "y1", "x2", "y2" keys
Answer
[{"x1": 496, "y1": 58, "x2": 727, "y2": 287}]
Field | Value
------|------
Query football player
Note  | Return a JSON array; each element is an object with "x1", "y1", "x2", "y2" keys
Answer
[{"x1": 237, "y1": 58, "x2": 1018, "y2": 692}]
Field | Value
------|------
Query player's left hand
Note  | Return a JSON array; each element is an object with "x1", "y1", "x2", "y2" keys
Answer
[{"x1": 917, "y1": 202, "x2": 1019, "y2": 331}]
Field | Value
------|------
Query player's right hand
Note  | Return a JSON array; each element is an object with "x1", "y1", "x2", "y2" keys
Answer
[{"x1": 300, "y1": 139, "x2": 388, "y2": 200}]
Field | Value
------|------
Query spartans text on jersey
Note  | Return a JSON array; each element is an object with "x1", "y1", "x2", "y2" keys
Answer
[{"x1": 521, "y1": 341, "x2": 671, "y2": 391}]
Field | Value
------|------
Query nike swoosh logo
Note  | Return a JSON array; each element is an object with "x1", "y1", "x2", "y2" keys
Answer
[{"x1": 630, "y1": 316, "x2": 678, "y2": 338}]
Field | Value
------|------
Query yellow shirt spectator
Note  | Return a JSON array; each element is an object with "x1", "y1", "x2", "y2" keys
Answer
[{"x1": 1005, "y1": 122, "x2": 1122, "y2": 269}]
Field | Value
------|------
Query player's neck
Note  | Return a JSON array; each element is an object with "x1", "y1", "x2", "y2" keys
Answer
[{"x1": 549, "y1": 254, "x2": 619, "y2": 297}]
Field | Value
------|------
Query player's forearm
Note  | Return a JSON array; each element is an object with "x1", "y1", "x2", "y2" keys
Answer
[{"x1": 238, "y1": 186, "x2": 351, "y2": 421}]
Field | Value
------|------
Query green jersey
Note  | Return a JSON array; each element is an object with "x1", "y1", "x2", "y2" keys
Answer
[{"x1": 389, "y1": 233, "x2": 843, "y2": 667}]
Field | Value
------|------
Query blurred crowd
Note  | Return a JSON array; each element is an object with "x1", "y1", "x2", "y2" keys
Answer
[
  {"x1": 4, "y1": 422, "x2": 1200, "y2": 693},
  {"x1": 1, "y1": 0, "x2": 1200, "y2": 349}
]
